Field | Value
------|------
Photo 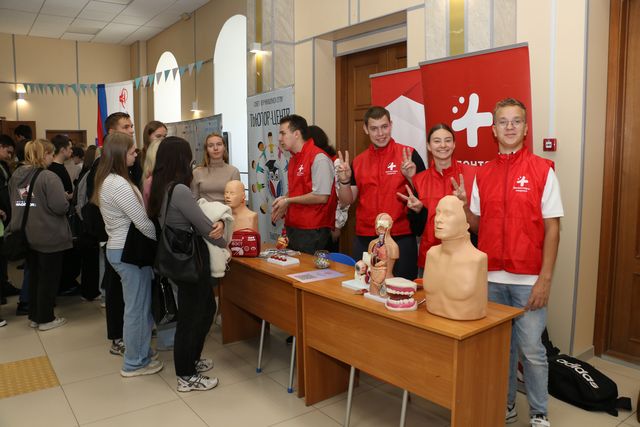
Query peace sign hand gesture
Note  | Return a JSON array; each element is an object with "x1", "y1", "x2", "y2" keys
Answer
[
  {"x1": 451, "y1": 174, "x2": 467, "y2": 205},
  {"x1": 401, "y1": 147, "x2": 417, "y2": 180},
  {"x1": 396, "y1": 185, "x2": 423, "y2": 213},
  {"x1": 336, "y1": 150, "x2": 352, "y2": 184}
]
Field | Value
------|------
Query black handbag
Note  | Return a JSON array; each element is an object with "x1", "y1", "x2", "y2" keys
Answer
[
  {"x1": 81, "y1": 202, "x2": 108, "y2": 242},
  {"x1": 151, "y1": 276, "x2": 178, "y2": 325},
  {"x1": 154, "y1": 183, "x2": 210, "y2": 283},
  {"x1": 2, "y1": 168, "x2": 43, "y2": 261},
  {"x1": 122, "y1": 222, "x2": 157, "y2": 267}
]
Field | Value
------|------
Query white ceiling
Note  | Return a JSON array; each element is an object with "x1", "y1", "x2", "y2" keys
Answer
[{"x1": 0, "y1": 0, "x2": 209, "y2": 45}]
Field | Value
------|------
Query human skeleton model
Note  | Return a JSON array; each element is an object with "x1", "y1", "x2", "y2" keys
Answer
[
  {"x1": 224, "y1": 180, "x2": 258, "y2": 232},
  {"x1": 423, "y1": 196, "x2": 488, "y2": 320},
  {"x1": 366, "y1": 213, "x2": 399, "y2": 297}
]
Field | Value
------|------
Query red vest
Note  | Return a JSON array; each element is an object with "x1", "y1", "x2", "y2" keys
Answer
[
  {"x1": 285, "y1": 139, "x2": 334, "y2": 229},
  {"x1": 476, "y1": 148, "x2": 554, "y2": 274},
  {"x1": 413, "y1": 159, "x2": 476, "y2": 268},
  {"x1": 353, "y1": 139, "x2": 412, "y2": 236}
]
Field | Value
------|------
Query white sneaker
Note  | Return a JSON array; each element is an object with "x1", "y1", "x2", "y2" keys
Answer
[
  {"x1": 38, "y1": 317, "x2": 66, "y2": 331},
  {"x1": 0, "y1": 318, "x2": 6, "y2": 327},
  {"x1": 506, "y1": 402, "x2": 517, "y2": 424},
  {"x1": 177, "y1": 374, "x2": 219, "y2": 392},
  {"x1": 195, "y1": 358, "x2": 214, "y2": 373},
  {"x1": 28, "y1": 321, "x2": 37, "y2": 328},
  {"x1": 120, "y1": 360, "x2": 164, "y2": 377},
  {"x1": 530, "y1": 414, "x2": 550, "y2": 427}
]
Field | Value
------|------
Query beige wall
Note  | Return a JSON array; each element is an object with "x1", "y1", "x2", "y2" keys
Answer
[{"x1": 0, "y1": 34, "x2": 129, "y2": 145}]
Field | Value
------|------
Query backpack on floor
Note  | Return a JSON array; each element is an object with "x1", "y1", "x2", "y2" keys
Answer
[{"x1": 548, "y1": 354, "x2": 632, "y2": 416}]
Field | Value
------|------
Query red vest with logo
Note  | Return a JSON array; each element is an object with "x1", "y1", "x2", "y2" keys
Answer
[
  {"x1": 353, "y1": 138, "x2": 412, "y2": 236},
  {"x1": 413, "y1": 159, "x2": 476, "y2": 268},
  {"x1": 476, "y1": 148, "x2": 554, "y2": 274},
  {"x1": 285, "y1": 139, "x2": 334, "y2": 229}
]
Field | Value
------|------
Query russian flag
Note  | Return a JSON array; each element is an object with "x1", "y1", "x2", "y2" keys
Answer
[
  {"x1": 96, "y1": 81, "x2": 135, "y2": 147},
  {"x1": 97, "y1": 84, "x2": 108, "y2": 147}
]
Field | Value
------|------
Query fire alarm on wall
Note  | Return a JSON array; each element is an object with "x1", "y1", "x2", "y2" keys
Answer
[{"x1": 543, "y1": 138, "x2": 557, "y2": 152}]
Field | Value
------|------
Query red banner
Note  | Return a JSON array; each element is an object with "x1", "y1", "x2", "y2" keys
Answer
[
  {"x1": 420, "y1": 44, "x2": 532, "y2": 166},
  {"x1": 370, "y1": 68, "x2": 427, "y2": 165}
]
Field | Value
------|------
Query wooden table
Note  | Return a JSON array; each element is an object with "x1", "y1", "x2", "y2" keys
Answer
[
  {"x1": 294, "y1": 280, "x2": 522, "y2": 426},
  {"x1": 219, "y1": 252, "x2": 354, "y2": 397}
]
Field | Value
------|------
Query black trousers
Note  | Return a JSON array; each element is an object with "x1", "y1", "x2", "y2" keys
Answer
[
  {"x1": 352, "y1": 234, "x2": 418, "y2": 280},
  {"x1": 286, "y1": 226, "x2": 331, "y2": 255},
  {"x1": 103, "y1": 247, "x2": 124, "y2": 341},
  {"x1": 79, "y1": 238, "x2": 100, "y2": 300},
  {"x1": 173, "y1": 278, "x2": 216, "y2": 377},
  {"x1": 27, "y1": 250, "x2": 63, "y2": 323}
]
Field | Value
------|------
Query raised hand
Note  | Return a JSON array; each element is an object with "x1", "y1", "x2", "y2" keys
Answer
[
  {"x1": 336, "y1": 150, "x2": 352, "y2": 184},
  {"x1": 451, "y1": 174, "x2": 467, "y2": 205},
  {"x1": 396, "y1": 185, "x2": 423, "y2": 213},
  {"x1": 271, "y1": 196, "x2": 289, "y2": 223},
  {"x1": 400, "y1": 147, "x2": 417, "y2": 179}
]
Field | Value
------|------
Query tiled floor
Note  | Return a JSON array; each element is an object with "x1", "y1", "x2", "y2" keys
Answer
[{"x1": 0, "y1": 292, "x2": 638, "y2": 426}]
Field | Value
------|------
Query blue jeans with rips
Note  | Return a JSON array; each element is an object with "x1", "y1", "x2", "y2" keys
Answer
[
  {"x1": 488, "y1": 282, "x2": 548, "y2": 417},
  {"x1": 106, "y1": 248, "x2": 154, "y2": 372}
]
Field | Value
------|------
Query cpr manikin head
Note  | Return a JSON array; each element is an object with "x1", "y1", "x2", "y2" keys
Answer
[
  {"x1": 434, "y1": 196, "x2": 469, "y2": 241},
  {"x1": 224, "y1": 180, "x2": 245, "y2": 209}
]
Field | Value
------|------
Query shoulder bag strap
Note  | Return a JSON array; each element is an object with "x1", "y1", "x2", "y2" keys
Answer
[
  {"x1": 160, "y1": 182, "x2": 178, "y2": 228},
  {"x1": 20, "y1": 168, "x2": 44, "y2": 232}
]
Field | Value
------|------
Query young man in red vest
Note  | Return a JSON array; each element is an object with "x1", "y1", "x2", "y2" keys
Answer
[
  {"x1": 271, "y1": 115, "x2": 335, "y2": 254},
  {"x1": 454, "y1": 98, "x2": 563, "y2": 427},
  {"x1": 336, "y1": 106, "x2": 425, "y2": 279}
]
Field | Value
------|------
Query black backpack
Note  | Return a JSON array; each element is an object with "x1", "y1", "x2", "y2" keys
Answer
[{"x1": 543, "y1": 330, "x2": 632, "y2": 416}]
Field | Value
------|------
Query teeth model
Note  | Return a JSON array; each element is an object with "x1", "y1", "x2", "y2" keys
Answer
[{"x1": 384, "y1": 277, "x2": 417, "y2": 311}]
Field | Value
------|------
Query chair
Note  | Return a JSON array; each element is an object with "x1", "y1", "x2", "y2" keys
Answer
[{"x1": 328, "y1": 252, "x2": 356, "y2": 266}]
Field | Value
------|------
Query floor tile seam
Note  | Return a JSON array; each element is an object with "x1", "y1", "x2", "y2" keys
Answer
[
  {"x1": 55, "y1": 383, "x2": 81, "y2": 427},
  {"x1": 265, "y1": 407, "x2": 320, "y2": 426},
  {"x1": 76, "y1": 395, "x2": 181, "y2": 426},
  {"x1": 56, "y1": 368, "x2": 123, "y2": 387},
  {"x1": 40, "y1": 341, "x2": 114, "y2": 357}
]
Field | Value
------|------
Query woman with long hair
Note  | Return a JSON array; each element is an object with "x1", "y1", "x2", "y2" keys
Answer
[
  {"x1": 93, "y1": 133, "x2": 162, "y2": 377},
  {"x1": 141, "y1": 121, "x2": 167, "y2": 182},
  {"x1": 191, "y1": 133, "x2": 240, "y2": 203},
  {"x1": 148, "y1": 136, "x2": 228, "y2": 392},
  {"x1": 7, "y1": 139, "x2": 72, "y2": 330}
]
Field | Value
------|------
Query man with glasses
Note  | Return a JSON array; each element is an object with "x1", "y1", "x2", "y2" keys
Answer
[{"x1": 453, "y1": 98, "x2": 563, "y2": 427}]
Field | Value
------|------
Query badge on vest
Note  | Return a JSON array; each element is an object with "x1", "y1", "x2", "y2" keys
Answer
[
  {"x1": 385, "y1": 161, "x2": 399, "y2": 175},
  {"x1": 296, "y1": 164, "x2": 305, "y2": 176},
  {"x1": 513, "y1": 175, "x2": 530, "y2": 193}
]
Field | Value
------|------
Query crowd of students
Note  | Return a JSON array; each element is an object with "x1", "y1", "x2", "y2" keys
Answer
[{"x1": 0, "y1": 98, "x2": 562, "y2": 426}]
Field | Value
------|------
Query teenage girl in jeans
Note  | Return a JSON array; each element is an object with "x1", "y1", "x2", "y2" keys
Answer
[
  {"x1": 93, "y1": 133, "x2": 162, "y2": 377},
  {"x1": 147, "y1": 136, "x2": 228, "y2": 392}
]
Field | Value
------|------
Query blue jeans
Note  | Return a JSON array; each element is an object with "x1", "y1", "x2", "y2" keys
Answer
[
  {"x1": 489, "y1": 282, "x2": 548, "y2": 417},
  {"x1": 106, "y1": 249, "x2": 154, "y2": 372}
]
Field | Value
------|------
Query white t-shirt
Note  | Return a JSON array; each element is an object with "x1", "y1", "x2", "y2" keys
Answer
[{"x1": 470, "y1": 168, "x2": 564, "y2": 285}]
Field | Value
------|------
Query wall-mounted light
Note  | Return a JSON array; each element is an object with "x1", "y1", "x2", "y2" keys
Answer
[
  {"x1": 190, "y1": 101, "x2": 202, "y2": 113},
  {"x1": 16, "y1": 84, "x2": 26, "y2": 103},
  {"x1": 249, "y1": 42, "x2": 264, "y2": 54}
]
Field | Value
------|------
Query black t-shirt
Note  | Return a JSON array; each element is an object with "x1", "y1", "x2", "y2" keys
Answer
[{"x1": 48, "y1": 161, "x2": 73, "y2": 194}]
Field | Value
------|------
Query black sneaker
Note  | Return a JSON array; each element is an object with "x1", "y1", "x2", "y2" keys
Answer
[
  {"x1": 16, "y1": 302, "x2": 29, "y2": 316},
  {"x1": 1, "y1": 296, "x2": 6, "y2": 305}
]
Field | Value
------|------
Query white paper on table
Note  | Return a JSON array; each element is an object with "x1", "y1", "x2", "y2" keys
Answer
[{"x1": 287, "y1": 269, "x2": 345, "y2": 283}]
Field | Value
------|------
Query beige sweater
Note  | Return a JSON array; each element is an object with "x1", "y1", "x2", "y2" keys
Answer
[{"x1": 191, "y1": 159, "x2": 240, "y2": 203}]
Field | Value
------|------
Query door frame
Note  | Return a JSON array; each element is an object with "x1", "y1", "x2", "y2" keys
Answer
[{"x1": 594, "y1": 0, "x2": 628, "y2": 356}]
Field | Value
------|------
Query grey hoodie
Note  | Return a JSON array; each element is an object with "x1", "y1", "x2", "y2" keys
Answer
[{"x1": 7, "y1": 165, "x2": 72, "y2": 253}]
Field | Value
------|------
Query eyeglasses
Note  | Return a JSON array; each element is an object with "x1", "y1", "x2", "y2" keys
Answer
[{"x1": 496, "y1": 119, "x2": 525, "y2": 128}]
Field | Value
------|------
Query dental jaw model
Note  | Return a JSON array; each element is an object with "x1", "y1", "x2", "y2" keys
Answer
[{"x1": 384, "y1": 277, "x2": 417, "y2": 311}]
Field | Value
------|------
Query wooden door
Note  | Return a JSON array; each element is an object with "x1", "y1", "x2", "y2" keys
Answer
[
  {"x1": 336, "y1": 42, "x2": 406, "y2": 256},
  {"x1": 45, "y1": 130, "x2": 88, "y2": 147},
  {"x1": 596, "y1": 0, "x2": 640, "y2": 363}
]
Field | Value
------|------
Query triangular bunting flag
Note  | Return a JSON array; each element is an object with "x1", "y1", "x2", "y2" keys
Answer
[
  {"x1": 134, "y1": 77, "x2": 141, "y2": 89},
  {"x1": 24, "y1": 84, "x2": 29, "y2": 94},
  {"x1": 172, "y1": 67, "x2": 179, "y2": 79},
  {"x1": 164, "y1": 69, "x2": 171, "y2": 81},
  {"x1": 90, "y1": 84, "x2": 97, "y2": 94},
  {"x1": 142, "y1": 75, "x2": 148, "y2": 87},
  {"x1": 39, "y1": 83, "x2": 46, "y2": 93},
  {"x1": 149, "y1": 74, "x2": 155, "y2": 86},
  {"x1": 188, "y1": 63, "x2": 195, "y2": 76},
  {"x1": 156, "y1": 72, "x2": 162, "y2": 83},
  {"x1": 48, "y1": 84, "x2": 55, "y2": 94},
  {"x1": 179, "y1": 66, "x2": 187, "y2": 77},
  {"x1": 195, "y1": 60, "x2": 204, "y2": 73},
  {"x1": 80, "y1": 84, "x2": 87, "y2": 94},
  {"x1": 70, "y1": 83, "x2": 78, "y2": 95},
  {"x1": 58, "y1": 84, "x2": 66, "y2": 94}
]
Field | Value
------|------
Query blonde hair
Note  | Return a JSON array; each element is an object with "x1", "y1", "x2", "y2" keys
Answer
[
  {"x1": 142, "y1": 139, "x2": 161, "y2": 180},
  {"x1": 24, "y1": 139, "x2": 54, "y2": 168},
  {"x1": 202, "y1": 133, "x2": 229, "y2": 166}
]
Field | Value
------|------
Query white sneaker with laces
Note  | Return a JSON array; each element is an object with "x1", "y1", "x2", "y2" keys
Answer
[
  {"x1": 195, "y1": 358, "x2": 214, "y2": 373},
  {"x1": 506, "y1": 402, "x2": 517, "y2": 424},
  {"x1": 38, "y1": 317, "x2": 66, "y2": 331},
  {"x1": 120, "y1": 360, "x2": 164, "y2": 377},
  {"x1": 530, "y1": 414, "x2": 550, "y2": 427},
  {"x1": 177, "y1": 374, "x2": 219, "y2": 392}
]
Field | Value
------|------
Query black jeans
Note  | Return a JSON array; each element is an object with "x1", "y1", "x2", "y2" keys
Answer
[
  {"x1": 27, "y1": 250, "x2": 63, "y2": 323},
  {"x1": 352, "y1": 234, "x2": 418, "y2": 280},
  {"x1": 79, "y1": 238, "x2": 100, "y2": 300},
  {"x1": 173, "y1": 278, "x2": 216, "y2": 377},
  {"x1": 286, "y1": 227, "x2": 331, "y2": 255},
  {"x1": 103, "y1": 247, "x2": 124, "y2": 341}
]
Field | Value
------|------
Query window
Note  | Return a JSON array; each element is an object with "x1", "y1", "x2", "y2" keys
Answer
[{"x1": 154, "y1": 51, "x2": 181, "y2": 123}]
